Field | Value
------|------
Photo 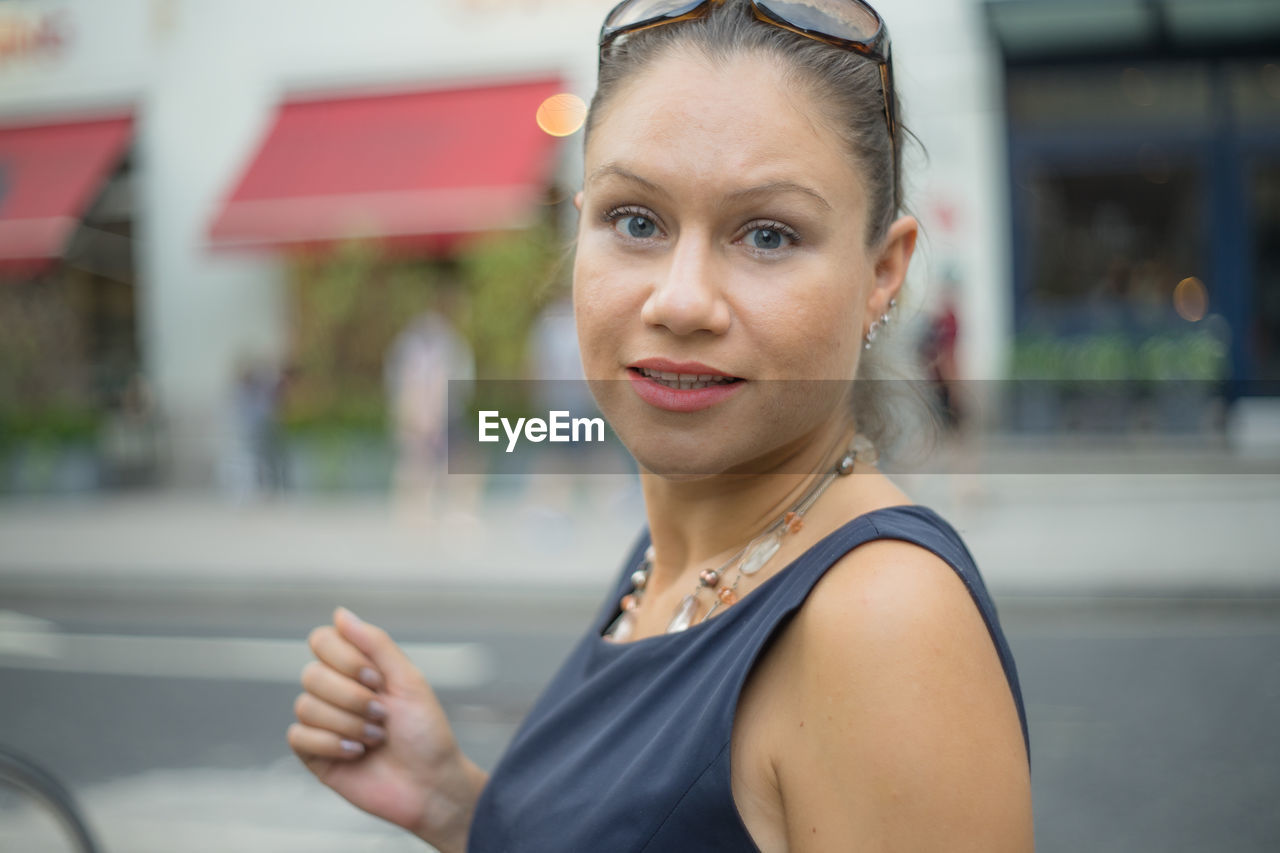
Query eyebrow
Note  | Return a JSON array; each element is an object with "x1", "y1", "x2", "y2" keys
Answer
[{"x1": 587, "y1": 163, "x2": 832, "y2": 212}]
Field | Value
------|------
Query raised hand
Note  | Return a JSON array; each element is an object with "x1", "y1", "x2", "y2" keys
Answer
[{"x1": 288, "y1": 607, "x2": 488, "y2": 853}]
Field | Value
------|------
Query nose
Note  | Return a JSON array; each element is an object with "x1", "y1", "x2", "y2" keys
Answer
[{"x1": 640, "y1": 233, "x2": 732, "y2": 337}]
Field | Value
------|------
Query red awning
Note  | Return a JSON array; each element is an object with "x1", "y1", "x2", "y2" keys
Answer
[
  {"x1": 0, "y1": 114, "x2": 132, "y2": 276},
  {"x1": 208, "y1": 76, "x2": 567, "y2": 253}
]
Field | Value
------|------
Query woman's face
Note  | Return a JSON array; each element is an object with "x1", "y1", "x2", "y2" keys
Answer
[{"x1": 573, "y1": 48, "x2": 912, "y2": 478}]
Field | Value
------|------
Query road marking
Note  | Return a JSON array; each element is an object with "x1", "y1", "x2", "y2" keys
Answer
[
  {"x1": 0, "y1": 611, "x2": 493, "y2": 689},
  {"x1": 0, "y1": 758, "x2": 430, "y2": 852}
]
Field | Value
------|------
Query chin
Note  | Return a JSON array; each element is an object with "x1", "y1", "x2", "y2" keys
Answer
[
  {"x1": 635, "y1": 454, "x2": 736, "y2": 481},
  {"x1": 615, "y1": 427, "x2": 738, "y2": 480},
  {"x1": 621, "y1": 422, "x2": 818, "y2": 480}
]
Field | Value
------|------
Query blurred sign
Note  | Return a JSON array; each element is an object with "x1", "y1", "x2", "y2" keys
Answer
[
  {"x1": 0, "y1": 1, "x2": 150, "y2": 107},
  {"x1": 0, "y1": 7, "x2": 68, "y2": 67}
]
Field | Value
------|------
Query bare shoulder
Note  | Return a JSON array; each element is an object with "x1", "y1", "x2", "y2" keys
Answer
[
  {"x1": 766, "y1": 535, "x2": 1034, "y2": 852},
  {"x1": 801, "y1": 534, "x2": 996, "y2": 661}
]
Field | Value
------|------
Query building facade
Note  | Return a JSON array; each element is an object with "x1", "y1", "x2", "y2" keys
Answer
[{"x1": 2, "y1": 0, "x2": 1274, "y2": 489}]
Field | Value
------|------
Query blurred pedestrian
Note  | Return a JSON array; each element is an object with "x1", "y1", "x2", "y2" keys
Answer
[
  {"x1": 526, "y1": 295, "x2": 589, "y2": 414},
  {"x1": 223, "y1": 356, "x2": 288, "y2": 501},
  {"x1": 919, "y1": 269, "x2": 965, "y2": 432},
  {"x1": 384, "y1": 297, "x2": 475, "y2": 522},
  {"x1": 290, "y1": 3, "x2": 1032, "y2": 850},
  {"x1": 101, "y1": 371, "x2": 161, "y2": 488},
  {"x1": 521, "y1": 295, "x2": 629, "y2": 512}
]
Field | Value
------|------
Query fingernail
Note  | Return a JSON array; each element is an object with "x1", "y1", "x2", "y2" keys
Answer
[
  {"x1": 358, "y1": 667, "x2": 382, "y2": 690},
  {"x1": 340, "y1": 739, "x2": 365, "y2": 755},
  {"x1": 364, "y1": 723, "x2": 386, "y2": 742},
  {"x1": 367, "y1": 699, "x2": 388, "y2": 722},
  {"x1": 339, "y1": 607, "x2": 364, "y2": 625}
]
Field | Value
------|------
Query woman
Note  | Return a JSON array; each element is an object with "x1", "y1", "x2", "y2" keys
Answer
[{"x1": 287, "y1": 1, "x2": 1034, "y2": 850}]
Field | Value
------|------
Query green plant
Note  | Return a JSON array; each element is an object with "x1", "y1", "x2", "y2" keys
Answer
[
  {"x1": 0, "y1": 408, "x2": 101, "y2": 449},
  {"x1": 282, "y1": 221, "x2": 567, "y2": 440},
  {"x1": 455, "y1": 221, "x2": 565, "y2": 379},
  {"x1": 1137, "y1": 331, "x2": 1227, "y2": 382},
  {"x1": 1009, "y1": 336, "x2": 1069, "y2": 380},
  {"x1": 285, "y1": 241, "x2": 437, "y2": 430},
  {"x1": 1011, "y1": 329, "x2": 1229, "y2": 385},
  {"x1": 1069, "y1": 333, "x2": 1132, "y2": 382}
]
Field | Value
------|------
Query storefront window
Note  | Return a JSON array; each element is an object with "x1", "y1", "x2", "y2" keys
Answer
[
  {"x1": 1024, "y1": 165, "x2": 1205, "y2": 334},
  {"x1": 1007, "y1": 58, "x2": 1280, "y2": 393}
]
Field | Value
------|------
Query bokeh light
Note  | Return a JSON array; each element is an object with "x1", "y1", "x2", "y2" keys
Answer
[
  {"x1": 1173, "y1": 276, "x2": 1208, "y2": 322},
  {"x1": 536, "y1": 93, "x2": 587, "y2": 137}
]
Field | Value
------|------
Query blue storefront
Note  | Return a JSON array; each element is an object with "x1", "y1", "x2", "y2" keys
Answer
[{"x1": 987, "y1": 0, "x2": 1280, "y2": 401}]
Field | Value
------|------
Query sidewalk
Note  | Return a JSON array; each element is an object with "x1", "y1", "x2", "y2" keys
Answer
[
  {"x1": 1, "y1": 444, "x2": 1278, "y2": 596},
  {"x1": 0, "y1": 479, "x2": 648, "y2": 596}
]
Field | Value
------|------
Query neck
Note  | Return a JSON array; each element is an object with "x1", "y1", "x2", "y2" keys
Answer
[{"x1": 639, "y1": 418, "x2": 857, "y2": 590}]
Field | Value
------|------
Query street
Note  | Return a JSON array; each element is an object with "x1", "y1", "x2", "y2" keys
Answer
[
  {"x1": 3, "y1": 588, "x2": 1278, "y2": 851},
  {"x1": 1, "y1": 463, "x2": 1279, "y2": 852}
]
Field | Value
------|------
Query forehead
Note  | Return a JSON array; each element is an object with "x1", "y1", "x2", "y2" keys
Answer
[{"x1": 585, "y1": 49, "x2": 864, "y2": 207}]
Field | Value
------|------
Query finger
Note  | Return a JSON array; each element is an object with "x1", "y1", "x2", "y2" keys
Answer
[
  {"x1": 294, "y1": 692, "x2": 387, "y2": 746},
  {"x1": 287, "y1": 722, "x2": 367, "y2": 761},
  {"x1": 333, "y1": 607, "x2": 426, "y2": 695},
  {"x1": 300, "y1": 660, "x2": 388, "y2": 722},
  {"x1": 308, "y1": 625, "x2": 383, "y2": 691}
]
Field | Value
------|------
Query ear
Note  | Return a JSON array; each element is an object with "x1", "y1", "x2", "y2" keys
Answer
[
  {"x1": 867, "y1": 215, "x2": 918, "y2": 317},
  {"x1": 573, "y1": 190, "x2": 584, "y2": 212}
]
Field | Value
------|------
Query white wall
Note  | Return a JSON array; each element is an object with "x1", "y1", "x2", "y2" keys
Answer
[{"x1": 878, "y1": 0, "x2": 1011, "y2": 381}]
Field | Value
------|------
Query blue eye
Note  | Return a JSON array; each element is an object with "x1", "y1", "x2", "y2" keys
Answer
[
  {"x1": 745, "y1": 223, "x2": 798, "y2": 251},
  {"x1": 610, "y1": 212, "x2": 658, "y2": 240},
  {"x1": 748, "y1": 228, "x2": 784, "y2": 250}
]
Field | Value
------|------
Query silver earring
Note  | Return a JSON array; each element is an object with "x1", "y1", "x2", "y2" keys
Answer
[{"x1": 863, "y1": 298, "x2": 896, "y2": 350}]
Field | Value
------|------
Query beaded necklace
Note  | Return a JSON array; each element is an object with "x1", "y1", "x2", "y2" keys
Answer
[{"x1": 603, "y1": 432, "x2": 876, "y2": 643}]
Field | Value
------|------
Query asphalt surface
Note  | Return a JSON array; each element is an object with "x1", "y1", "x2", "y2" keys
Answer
[
  {"x1": 1, "y1": 457, "x2": 1278, "y2": 852},
  {"x1": 1, "y1": 586, "x2": 1278, "y2": 852}
]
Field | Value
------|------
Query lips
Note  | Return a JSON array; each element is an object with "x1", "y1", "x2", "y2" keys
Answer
[
  {"x1": 633, "y1": 366, "x2": 739, "y2": 389},
  {"x1": 625, "y1": 358, "x2": 744, "y2": 412}
]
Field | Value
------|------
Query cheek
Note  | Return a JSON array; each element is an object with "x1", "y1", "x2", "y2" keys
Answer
[
  {"x1": 744, "y1": 276, "x2": 864, "y2": 378},
  {"x1": 812, "y1": 293, "x2": 862, "y2": 366},
  {"x1": 572, "y1": 252, "x2": 631, "y2": 373}
]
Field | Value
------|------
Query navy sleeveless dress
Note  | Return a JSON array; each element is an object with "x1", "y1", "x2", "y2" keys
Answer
[{"x1": 466, "y1": 504, "x2": 1029, "y2": 853}]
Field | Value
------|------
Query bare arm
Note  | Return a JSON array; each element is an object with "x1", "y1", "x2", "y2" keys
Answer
[{"x1": 774, "y1": 540, "x2": 1034, "y2": 852}]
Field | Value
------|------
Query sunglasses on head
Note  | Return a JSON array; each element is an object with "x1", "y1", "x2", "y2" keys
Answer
[{"x1": 599, "y1": 0, "x2": 897, "y2": 174}]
